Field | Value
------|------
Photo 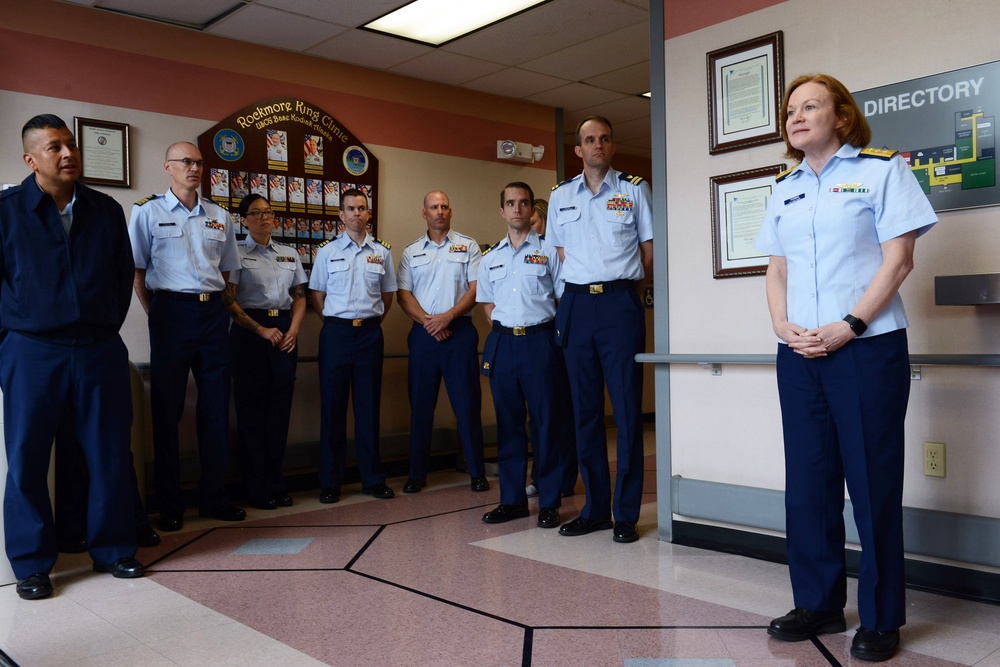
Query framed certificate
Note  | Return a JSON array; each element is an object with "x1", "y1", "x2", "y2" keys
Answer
[
  {"x1": 707, "y1": 31, "x2": 784, "y2": 155},
  {"x1": 74, "y1": 117, "x2": 131, "y2": 187},
  {"x1": 710, "y1": 164, "x2": 785, "y2": 278}
]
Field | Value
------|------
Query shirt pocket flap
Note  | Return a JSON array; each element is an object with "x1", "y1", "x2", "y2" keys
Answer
[
  {"x1": 203, "y1": 227, "x2": 226, "y2": 242},
  {"x1": 152, "y1": 223, "x2": 182, "y2": 239}
]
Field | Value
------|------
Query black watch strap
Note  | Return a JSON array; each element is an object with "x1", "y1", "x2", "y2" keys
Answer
[{"x1": 843, "y1": 314, "x2": 867, "y2": 336}]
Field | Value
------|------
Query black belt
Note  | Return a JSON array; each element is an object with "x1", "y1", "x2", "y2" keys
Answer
[
  {"x1": 564, "y1": 280, "x2": 634, "y2": 295},
  {"x1": 325, "y1": 316, "x2": 380, "y2": 327},
  {"x1": 492, "y1": 321, "x2": 553, "y2": 336},
  {"x1": 245, "y1": 308, "x2": 289, "y2": 318},
  {"x1": 155, "y1": 290, "x2": 222, "y2": 302}
]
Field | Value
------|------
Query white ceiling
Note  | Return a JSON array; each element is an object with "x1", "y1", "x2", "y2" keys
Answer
[{"x1": 57, "y1": 0, "x2": 653, "y2": 157}]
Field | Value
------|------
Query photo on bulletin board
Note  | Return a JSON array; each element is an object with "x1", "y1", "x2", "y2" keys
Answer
[{"x1": 198, "y1": 97, "x2": 381, "y2": 278}]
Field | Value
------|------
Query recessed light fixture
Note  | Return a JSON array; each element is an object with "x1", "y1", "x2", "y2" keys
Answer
[
  {"x1": 640, "y1": 92, "x2": 652, "y2": 98},
  {"x1": 363, "y1": 0, "x2": 550, "y2": 47}
]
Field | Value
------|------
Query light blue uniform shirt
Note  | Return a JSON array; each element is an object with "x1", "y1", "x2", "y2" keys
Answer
[
  {"x1": 546, "y1": 168, "x2": 653, "y2": 285},
  {"x1": 396, "y1": 229, "x2": 481, "y2": 317},
  {"x1": 754, "y1": 144, "x2": 937, "y2": 338},
  {"x1": 476, "y1": 231, "x2": 562, "y2": 327},
  {"x1": 229, "y1": 236, "x2": 307, "y2": 310},
  {"x1": 129, "y1": 188, "x2": 240, "y2": 293},
  {"x1": 308, "y1": 233, "x2": 396, "y2": 319}
]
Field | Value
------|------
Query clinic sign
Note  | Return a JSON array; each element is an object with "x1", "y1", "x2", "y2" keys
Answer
[{"x1": 198, "y1": 97, "x2": 379, "y2": 274}]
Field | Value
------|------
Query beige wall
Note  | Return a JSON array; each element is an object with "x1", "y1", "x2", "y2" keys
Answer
[{"x1": 663, "y1": 0, "x2": 1000, "y2": 521}]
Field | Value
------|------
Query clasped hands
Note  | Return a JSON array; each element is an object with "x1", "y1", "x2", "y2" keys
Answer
[{"x1": 776, "y1": 320, "x2": 855, "y2": 358}]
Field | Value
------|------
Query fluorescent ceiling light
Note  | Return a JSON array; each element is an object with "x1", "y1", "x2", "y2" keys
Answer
[{"x1": 363, "y1": 0, "x2": 549, "y2": 46}]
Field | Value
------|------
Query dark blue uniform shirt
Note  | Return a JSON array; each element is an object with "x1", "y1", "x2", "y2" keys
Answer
[{"x1": 0, "y1": 175, "x2": 133, "y2": 343}]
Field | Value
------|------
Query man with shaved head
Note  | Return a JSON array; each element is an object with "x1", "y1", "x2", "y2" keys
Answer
[
  {"x1": 0, "y1": 114, "x2": 143, "y2": 599},
  {"x1": 396, "y1": 190, "x2": 489, "y2": 494},
  {"x1": 129, "y1": 141, "x2": 245, "y2": 532}
]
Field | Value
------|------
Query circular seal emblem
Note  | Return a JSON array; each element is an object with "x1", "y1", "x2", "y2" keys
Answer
[
  {"x1": 343, "y1": 145, "x2": 369, "y2": 176},
  {"x1": 97, "y1": 135, "x2": 108, "y2": 146},
  {"x1": 213, "y1": 129, "x2": 245, "y2": 162}
]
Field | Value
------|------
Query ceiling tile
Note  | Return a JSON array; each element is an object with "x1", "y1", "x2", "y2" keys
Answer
[
  {"x1": 442, "y1": 0, "x2": 648, "y2": 66},
  {"x1": 95, "y1": 0, "x2": 244, "y2": 26},
  {"x1": 206, "y1": 4, "x2": 345, "y2": 51},
  {"x1": 389, "y1": 51, "x2": 506, "y2": 87},
  {"x1": 526, "y1": 82, "x2": 624, "y2": 111},
  {"x1": 520, "y1": 22, "x2": 648, "y2": 81},
  {"x1": 584, "y1": 61, "x2": 650, "y2": 96},
  {"x1": 257, "y1": 0, "x2": 402, "y2": 26},
  {"x1": 308, "y1": 29, "x2": 434, "y2": 69},
  {"x1": 462, "y1": 68, "x2": 570, "y2": 99},
  {"x1": 566, "y1": 93, "x2": 650, "y2": 126}
]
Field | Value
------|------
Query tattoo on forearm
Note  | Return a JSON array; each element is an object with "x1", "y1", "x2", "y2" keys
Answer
[{"x1": 289, "y1": 284, "x2": 305, "y2": 300}]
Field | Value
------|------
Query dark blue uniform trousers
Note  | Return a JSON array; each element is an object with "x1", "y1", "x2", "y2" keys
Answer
[
  {"x1": 406, "y1": 317, "x2": 485, "y2": 480},
  {"x1": 530, "y1": 347, "x2": 578, "y2": 496},
  {"x1": 317, "y1": 320, "x2": 385, "y2": 490},
  {"x1": 487, "y1": 328, "x2": 563, "y2": 509},
  {"x1": 55, "y1": 417, "x2": 150, "y2": 541},
  {"x1": 777, "y1": 329, "x2": 909, "y2": 632},
  {"x1": 231, "y1": 311, "x2": 296, "y2": 502},
  {"x1": 149, "y1": 295, "x2": 232, "y2": 515},
  {"x1": 557, "y1": 288, "x2": 645, "y2": 523},
  {"x1": 0, "y1": 332, "x2": 135, "y2": 578}
]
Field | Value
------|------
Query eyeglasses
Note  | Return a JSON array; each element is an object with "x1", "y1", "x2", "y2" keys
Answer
[
  {"x1": 246, "y1": 210, "x2": 275, "y2": 219},
  {"x1": 166, "y1": 158, "x2": 205, "y2": 168}
]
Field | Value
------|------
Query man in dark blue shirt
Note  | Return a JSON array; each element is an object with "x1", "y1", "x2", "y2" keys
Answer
[{"x1": 0, "y1": 114, "x2": 144, "y2": 600}]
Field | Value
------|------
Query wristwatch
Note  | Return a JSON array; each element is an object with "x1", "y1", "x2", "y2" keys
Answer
[{"x1": 843, "y1": 314, "x2": 867, "y2": 336}]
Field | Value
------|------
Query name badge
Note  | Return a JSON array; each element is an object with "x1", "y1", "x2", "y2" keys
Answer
[{"x1": 784, "y1": 193, "x2": 805, "y2": 205}]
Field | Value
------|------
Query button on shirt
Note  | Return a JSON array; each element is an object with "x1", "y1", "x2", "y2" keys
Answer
[
  {"x1": 230, "y1": 236, "x2": 307, "y2": 310},
  {"x1": 128, "y1": 189, "x2": 240, "y2": 293},
  {"x1": 309, "y1": 234, "x2": 396, "y2": 319},
  {"x1": 754, "y1": 144, "x2": 937, "y2": 338},
  {"x1": 546, "y1": 168, "x2": 653, "y2": 285},
  {"x1": 396, "y1": 230, "x2": 481, "y2": 316},
  {"x1": 477, "y1": 231, "x2": 562, "y2": 327}
]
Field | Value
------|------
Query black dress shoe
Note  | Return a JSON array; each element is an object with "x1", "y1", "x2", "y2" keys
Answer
[
  {"x1": 198, "y1": 505, "x2": 247, "y2": 521},
  {"x1": 158, "y1": 513, "x2": 184, "y2": 532},
  {"x1": 136, "y1": 524, "x2": 161, "y2": 548},
  {"x1": 16, "y1": 573, "x2": 53, "y2": 600},
  {"x1": 537, "y1": 507, "x2": 560, "y2": 529},
  {"x1": 362, "y1": 483, "x2": 395, "y2": 499},
  {"x1": 613, "y1": 521, "x2": 639, "y2": 543},
  {"x1": 402, "y1": 478, "x2": 426, "y2": 494},
  {"x1": 249, "y1": 498, "x2": 277, "y2": 510},
  {"x1": 767, "y1": 608, "x2": 846, "y2": 641},
  {"x1": 482, "y1": 504, "x2": 529, "y2": 523},
  {"x1": 470, "y1": 476, "x2": 490, "y2": 492},
  {"x1": 319, "y1": 487, "x2": 340, "y2": 504},
  {"x1": 558, "y1": 516, "x2": 613, "y2": 536},
  {"x1": 93, "y1": 557, "x2": 145, "y2": 579},
  {"x1": 851, "y1": 627, "x2": 900, "y2": 661},
  {"x1": 275, "y1": 494, "x2": 294, "y2": 507},
  {"x1": 57, "y1": 536, "x2": 88, "y2": 554}
]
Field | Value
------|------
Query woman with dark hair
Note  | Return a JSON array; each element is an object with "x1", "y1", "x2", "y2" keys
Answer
[
  {"x1": 755, "y1": 74, "x2": 937, "y2": 661},
  {"x1": 224, "y1": 194, "x2": 308, "y2": 510}
]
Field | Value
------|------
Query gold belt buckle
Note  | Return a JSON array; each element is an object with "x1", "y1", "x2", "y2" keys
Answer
[
  {"x1": 513, "y1": 326, "x2": 526, "y2": 336},
  {"x1": 267, "y1": 309, "x2": 279, "y2": 317},
  {"x1": 352, "y1": 318, "x2": 363, "y2": 327},
  {"x1": 589, "y1": 284, "x2": 603, "y2": 294},
  {"x1": 198, "y1": 293, "x2": 211, "y2": 302}
]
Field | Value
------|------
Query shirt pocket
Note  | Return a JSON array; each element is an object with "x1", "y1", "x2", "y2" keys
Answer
[
  {"x1": 151, "y1": 223, "x2": 183, "y2": 260},
  {"x1": 203, "y1": 227, "x2": 226, "y2": 259},
  {"x1": 520, "y1": 262, "x2": 548, "y2": 295},
  {"x1": 602, "y1": 209, "x2": 635, "y2": 248},
  {"x1": 364, "y1": 262, "x2": 385, "y2": 294},
  {"x1": 241, "y1": 257, "x2": 261, "y2": 270},
  {"x1": 325, "y1": 259, "x2": 351, "y2": 292}
]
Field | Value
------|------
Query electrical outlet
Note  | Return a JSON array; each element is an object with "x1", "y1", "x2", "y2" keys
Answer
[{"x1": 923, "y1": 442, "x2": 946, "y2": 477}]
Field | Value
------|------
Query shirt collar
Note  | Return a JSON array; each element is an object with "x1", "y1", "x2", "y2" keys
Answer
[
  {"x1": 244, "y1": 234, "x2": 275, "y2": 253},
  {"x1": 21, "y1": 174, "x2": 82, "y2": 212},
  {"x1": 164, "y1": 187, "x2": 203, "y2": 214},
  {"x1": 337, "y1": 232, "x2": 374, "y2": 251}
]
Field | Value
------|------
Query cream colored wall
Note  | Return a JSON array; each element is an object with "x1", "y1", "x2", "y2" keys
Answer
[
  {"x1": 0, "y1": 90, "x2": 558, "y2": 457},
  {"x1": 664, "y1": 0, "x2": 1000, "y2": 517}
]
